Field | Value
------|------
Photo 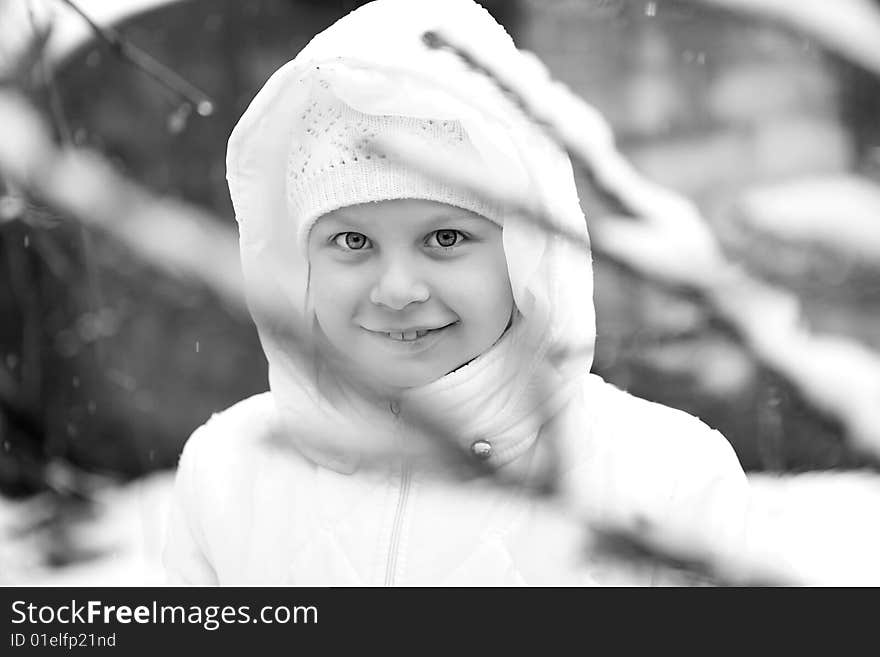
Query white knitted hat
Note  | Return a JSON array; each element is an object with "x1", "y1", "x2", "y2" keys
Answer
[{"x1": 286, "y1": 78, "x2": 504, "y2": 249}]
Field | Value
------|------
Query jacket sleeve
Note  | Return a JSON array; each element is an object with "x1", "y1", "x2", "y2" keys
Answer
[{"x1": 162, "y1": 425, "x2": 219, "y2": 585}]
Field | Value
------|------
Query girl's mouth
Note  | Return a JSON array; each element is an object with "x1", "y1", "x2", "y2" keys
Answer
[{"x1": 364, "y1": 322, "x2": 457, "y2": 346}]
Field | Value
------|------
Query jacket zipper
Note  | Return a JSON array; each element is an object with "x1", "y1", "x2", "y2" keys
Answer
[
  {"x1": 384, "y1": 462, "x2": 411, "y2": 586},
  {"x1": 384, "y1": 400, "x2": 410, "y2": 587}
]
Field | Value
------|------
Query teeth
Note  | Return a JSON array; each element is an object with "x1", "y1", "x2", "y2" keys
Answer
[{"x1": 385, "y1": 329, "x2": 433, "y2": 341}]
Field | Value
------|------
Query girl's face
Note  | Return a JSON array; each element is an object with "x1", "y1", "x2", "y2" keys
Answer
[{"x1": 307, "y1": 199, "x2": 514, "y2": 390}]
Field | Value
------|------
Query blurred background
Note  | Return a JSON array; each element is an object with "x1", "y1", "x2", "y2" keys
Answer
[{"x1": 1, "y1": 0, "x2": 879, "y2": 585}]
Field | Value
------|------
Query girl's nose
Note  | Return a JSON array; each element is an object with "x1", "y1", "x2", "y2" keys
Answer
[{"x1": 369, "y1": 260, "x2": 430, "y2": 310}]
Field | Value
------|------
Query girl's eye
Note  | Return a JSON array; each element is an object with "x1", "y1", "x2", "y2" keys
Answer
[
  {"x1": 427, "y1": 229, "x2": 465, "y2": 249},
  {"x1": 332, "y1": 232, "x2": 371, "y2": 250}
]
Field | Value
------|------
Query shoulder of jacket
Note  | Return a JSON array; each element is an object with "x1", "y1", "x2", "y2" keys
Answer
[
  {"x1": 582, "y1": 373, "x2": 743, "y2": 476},
  {"x1": 174, "y1": 392, "x2": 324, "y2": 528},
  {"x1": 177, "y1": 392, "x2": 281, "y2": 480},
  {"x1": 568, "y1": 375, "x2": 749, "y2": 542}
]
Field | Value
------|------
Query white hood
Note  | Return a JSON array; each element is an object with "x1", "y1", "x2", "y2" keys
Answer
[{"x1": 226, "y1": 0, "x2": 595, "y2": 474}]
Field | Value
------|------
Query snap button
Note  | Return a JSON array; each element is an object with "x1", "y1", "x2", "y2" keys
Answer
[{"x1": 470, "y1": 439, "x2": 493, "y2": 460}]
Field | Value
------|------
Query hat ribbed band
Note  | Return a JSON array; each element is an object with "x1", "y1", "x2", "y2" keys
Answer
[
  {"x1": 291, "y1": 156, "x2": 504, "y2": 251},
  {"x1": 287, "y1": 82, "x2": 504, "y2": 252}
]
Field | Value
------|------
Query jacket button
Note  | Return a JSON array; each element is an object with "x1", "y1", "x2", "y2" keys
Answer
[{"x1": 470, "y1": 439, "x2": 493, "y2": 460}]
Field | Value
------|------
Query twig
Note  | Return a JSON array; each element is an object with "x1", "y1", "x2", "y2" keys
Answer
[{"x1": 56, "y1": 0, "x2": 215, "y2": 116}]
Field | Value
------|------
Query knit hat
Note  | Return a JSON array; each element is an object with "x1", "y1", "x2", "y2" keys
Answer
[{"x1": 287, "y1": 77, "x2": 504, "y2": 251}]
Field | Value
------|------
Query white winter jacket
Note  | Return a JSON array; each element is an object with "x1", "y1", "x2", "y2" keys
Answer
[{"x1": 162, "y1": 0, "x2": 751, "y2": 586}]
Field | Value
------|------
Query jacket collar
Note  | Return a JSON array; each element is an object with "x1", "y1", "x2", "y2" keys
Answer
[{"x1": 272, "y1": 316, "x2": 585, "y2": 476}]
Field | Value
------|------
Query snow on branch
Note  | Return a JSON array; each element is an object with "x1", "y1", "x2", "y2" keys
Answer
[
  {"x1": 0, "y1": 92, "x2": 240, "y2": 311},
  {"x1": 420, "y1": 28, "x2": 880, "y2": 466},
  {"x1": 735, "y1": 175, "x2": 880, "y2": 265}
]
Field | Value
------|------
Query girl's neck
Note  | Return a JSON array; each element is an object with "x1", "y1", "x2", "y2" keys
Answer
[{"x1": 315, "y1": 356, "x2": 403, "y2": 417}]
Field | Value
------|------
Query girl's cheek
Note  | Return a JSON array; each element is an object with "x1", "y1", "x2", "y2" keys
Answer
[
  {"x1": 315, "y1": 262, "x2": 367, "y2": 292},
  {"x1": 448, "y1": 255, "x2": 510, "y2": 290}
]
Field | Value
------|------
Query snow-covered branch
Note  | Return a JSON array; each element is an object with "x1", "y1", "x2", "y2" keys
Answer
[
  {"x1": 0, "y1": 91, "x2": 242, "y2": 313},
  {"x1": 734, "y1": 175, "x2": 880, "y2": 265},
  {"x1": 422, "y1": 28, "x2": 880, "y2": 464}
]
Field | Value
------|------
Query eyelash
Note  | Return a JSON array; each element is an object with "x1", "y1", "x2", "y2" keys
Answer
[{"x1": 330, "y1": 230, "x2": 468, "y2": 252}]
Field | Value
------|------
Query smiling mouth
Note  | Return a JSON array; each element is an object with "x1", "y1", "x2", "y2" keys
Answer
[{"x1": 367, "y1": 322, "x2": 457, "y2": 342}]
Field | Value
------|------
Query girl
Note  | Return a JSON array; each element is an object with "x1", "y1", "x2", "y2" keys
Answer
[{"x1": 163, "y1": 0, "x2": 751, "y2": 585}]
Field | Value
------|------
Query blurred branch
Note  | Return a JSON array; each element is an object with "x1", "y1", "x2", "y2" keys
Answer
[
  {"x1": 0, "y1": 91, "x2": 241, "y2": 313},
  {"x1": 734, "y1": 175, "x2": 880, "y2": 265},
  {"x1": 0, "y1": 0, "x2": 53, "y2": 83},
  {"x1": 36, "y1": 6, "x2": 108, "y2": 369},
  {"x1": 55, "y1": 0, "x2": 215, "y2": 116},
  {"x1": 745, "y1": 471, "x2": 880, "y2": 585},
  {"x1": 0, "y1": 178, "x2": 27, "y2": 223},
  {"x1": 423, "y1": 28, "x2": 880, "y2": 466},
  {"x1": 587, "y1": 521, "x2": 791, "y2": 587},
  {"x1": 0, "y1": 88, "x2": 549, "y2": 493},
  {"x1": 684, "y1": 0, "x2": 880, "y2": 78}
]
